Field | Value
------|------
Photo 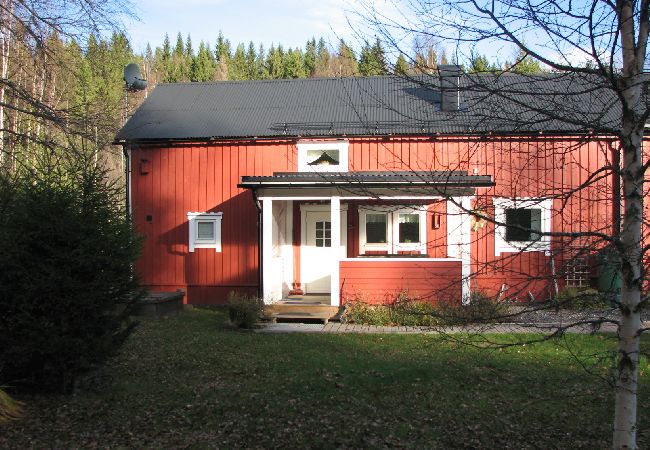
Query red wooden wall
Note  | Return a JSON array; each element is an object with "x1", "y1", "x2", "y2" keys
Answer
[
  {"x1": 130, "y1": 136, "x2": 618, "y2": 304},
  {"x1": 340, "y1": 260, "x2": 462, "y2": 304},
  {"x1": 130, "y1": 141, "x2": 296, "y2": 304}
]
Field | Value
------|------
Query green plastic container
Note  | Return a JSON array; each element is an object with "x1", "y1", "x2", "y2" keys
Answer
[{"x1": 597, "y1": 248, "x2": 622, "y2": 293}]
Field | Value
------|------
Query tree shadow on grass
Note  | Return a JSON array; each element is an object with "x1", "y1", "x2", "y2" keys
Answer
[{"x1": 1, "y1": 309, "x2": 647, "y2": 449}]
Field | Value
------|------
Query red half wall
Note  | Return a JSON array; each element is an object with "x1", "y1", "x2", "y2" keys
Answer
[{"x1": 339, "y1": 259, "x2": 462, "y2": 305}]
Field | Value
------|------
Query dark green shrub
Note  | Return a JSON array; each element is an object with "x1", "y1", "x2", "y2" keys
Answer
[
  {"x1": 0, "y1": 155, "x2": 144, "y2": 393},
  {"x1": 344, "y1": 291, "x2": 504, "y2": 326},
  {"x1": 343, "y1": 292, "x2": 442, "y2": 326},
  {"x1": 227, "y1": 292, "x2": 264, "y2": 329},
  {"x1": 556, "y1": 287, "x2": 610, "y2": 309},
  {"x1": 437, "y1": 291, "x2": 505, "y2": 325}
]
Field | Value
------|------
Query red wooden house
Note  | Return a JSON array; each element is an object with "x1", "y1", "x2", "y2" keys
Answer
[{"x1": 116, "y1": 67, "x2": 620, "y2": 307}]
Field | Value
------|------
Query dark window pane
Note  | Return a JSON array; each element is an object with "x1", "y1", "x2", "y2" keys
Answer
[
  {"x1": 316, "y1": 222, "x2": 323, "y2": 231},
  {"x1": 398, "y1": 214, "x2": 420, "y2": 243},
  {"x1": 324, "y1": 221, "x2": 331, "y2": 230},
  {"x1": 324, "y1": 238, "x2": 331, "y2": 247},
  {"x1": 399, "y1": 223, "x2": 420, "y2": 243},
  {"x1": 505, "y1": 208, "x2": 541, "y2": 241},
  {"x1": 197, "y1": 221, "x2": 215, "y2": 240},
  {"x1": 316, "y1": 229, "x2": 323, "y2": 238},
  {"x1": 366, "y1": 214, "x2": 387, "y2": 243},
  {"x1": 316, "y1": 239, "x2": 323, "y2": 247}
]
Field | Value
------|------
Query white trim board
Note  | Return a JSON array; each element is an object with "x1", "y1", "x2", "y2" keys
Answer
[{"x1": 341, "y1": 258, "x2": 462, "y2": 262}]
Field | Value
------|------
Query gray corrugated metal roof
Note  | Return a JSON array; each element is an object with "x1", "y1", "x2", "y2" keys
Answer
[
  {"x1": 238, "y1": 171, "x2": 494, "y2": 188},
  {"x1": 116, "y1": 73, "x2": 623, "y2": 142}
]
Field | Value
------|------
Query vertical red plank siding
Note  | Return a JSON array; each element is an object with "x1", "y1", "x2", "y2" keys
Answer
[
  {"x1": 340, "y1": 260, "x2": 462, "y2": 304},
  {"x1": 131, "y1": 136, "x2": 622, "y2": 304},
  {"x1": 131, "y1": 141, "x2": 295, "y2": 304}
]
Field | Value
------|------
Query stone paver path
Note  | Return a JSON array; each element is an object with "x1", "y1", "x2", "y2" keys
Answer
[{"x1": 255, "y1": 321, "x2": 642, "y2": 334}]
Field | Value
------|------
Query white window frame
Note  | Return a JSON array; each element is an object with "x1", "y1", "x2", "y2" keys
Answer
[
  {"x1": 297, "y1": 140, "x2": 349, "y2": 172},
  {"x1": 359, "y1": 206, "x2": 427, "y2": 255},
  {"x1": 187, "y1": 212, "x2": 223, "y2": 252},
  {"x1": 493, "y1": 198, "x2": 552, "y2": 256}
]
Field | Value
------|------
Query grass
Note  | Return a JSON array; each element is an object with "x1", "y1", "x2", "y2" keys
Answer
[{"x1": 1, "y1": 309, "x2": 649, "y2": 449}]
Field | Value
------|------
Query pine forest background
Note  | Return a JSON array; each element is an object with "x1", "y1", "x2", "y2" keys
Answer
[{"x1": 0, "y1": 29, "x2": 543, "y2": 181}]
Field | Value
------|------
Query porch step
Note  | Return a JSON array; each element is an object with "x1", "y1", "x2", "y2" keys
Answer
[{"x1": 264, "y1": 304, "x2": 341, "y2": 324}]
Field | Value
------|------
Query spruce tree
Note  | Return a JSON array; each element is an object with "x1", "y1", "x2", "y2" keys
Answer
[
  {"x1": 230, "y1": 43, "x2": 248, "y2": 80},
  {"x1": 246, "y1": 42, "x2": 257, "y2": 79},
  {"x1": 506, "y1": 48, "x2": 544, "y2": 73},
  {"x1": 334, "y1": 40, "x2": 358, "y2": 77},
  {"x1": 305, "y1": 38, "x2": 316, "y2": 76},
  {"x1": 370, "y1": 38, "x2": 388, "y2": 75},
  {"x1": 266, "y1": 44, "x2": 285, "y2": 79},
  {"x1": 394, "y1": 53, "x2": 410, "y2": 75},
  {"x1": 256, "y1": 44, "x2": 268, "y2": 79},
  {"x1": 191, "y1": 41, "x2": 215, "y2": 81},
  {"x1": 469, "y1": 54, "x2": 500, "y2": 73},
  {"x1": 315, "y1": 38, "x2": 331, "y2": 76},
  {"x1": 358, "y1": 40, "x2": 373, "y2": 76},
  {"x1": 160, "y1": 34, "x2": 173, "y2": 82},
  {"x1": 284, "y1": 48, "x2": 306, "y2": 78}
]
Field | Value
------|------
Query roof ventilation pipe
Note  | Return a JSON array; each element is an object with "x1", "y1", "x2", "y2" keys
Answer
[{"x1": 438, "y1": 65, "x2": 462, "y2": 112}]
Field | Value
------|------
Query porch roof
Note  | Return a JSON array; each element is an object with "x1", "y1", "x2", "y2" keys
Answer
[
  {"x1": 237, "y1": 170, "x2": 495, "y2": 197},
  {"x1": 239, "y1": 171, "x2": 494, "y2": 189}
]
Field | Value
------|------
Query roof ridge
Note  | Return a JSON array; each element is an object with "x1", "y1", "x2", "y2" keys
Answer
[{"x1": 157, "y1": 75, "x2": 407, "y2": 87}]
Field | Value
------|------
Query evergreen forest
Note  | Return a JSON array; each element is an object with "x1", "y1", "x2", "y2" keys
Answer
[{"x1": 0, "y1": 29, "x2": 541, "y2": 177}]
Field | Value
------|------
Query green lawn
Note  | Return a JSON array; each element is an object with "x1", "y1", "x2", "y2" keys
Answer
[{"x1": 2, "y1": 309, "x2": 649, "y2": 449}]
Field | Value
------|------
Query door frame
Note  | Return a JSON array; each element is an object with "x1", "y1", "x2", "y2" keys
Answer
[{"x1": 300, "y1": 203, "x2": 348, "y2": 294}]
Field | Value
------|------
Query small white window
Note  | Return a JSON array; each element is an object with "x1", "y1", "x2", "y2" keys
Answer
[
  {"x1": 493, "y1": 198, "x2": 552, "y2": 256},
  {"x1": 297, "y1": 140, "x2": 348, "y2": 172},
  {"x1": 359, "y1": 207, "x2": 427, "y2": 255},
  {"x1": 188, "y1": 212, "x2": 223, "y2": 252}
]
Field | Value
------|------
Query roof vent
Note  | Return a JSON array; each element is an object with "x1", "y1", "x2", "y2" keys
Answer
[{"x1": 438, "y1": 65, "x2": 462, "y2": 112}]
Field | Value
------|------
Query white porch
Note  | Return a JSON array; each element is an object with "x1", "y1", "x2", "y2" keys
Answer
[{"x1": 239, "y1": 171, "x2": 493, "y2": 306}]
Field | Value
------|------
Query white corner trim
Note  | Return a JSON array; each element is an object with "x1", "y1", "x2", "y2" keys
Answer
[
  {"x1": 446, "y1": 197, "x2": 472, "y2": 303},
  {"x1": 297, "y1": 140, "x2": 349, "y2": 172},
  {"x1": 493, "y1": 197, "x2": 553, "y2": 256},
  {"x1": 330, "y1": 197, "x2": 341, "y2": 307},
  {"x1": 262, "y1": 198, "x2": 275, "y2": 303},
  {"x1": 187, "y1": 212, "x2": 223, "y2": 252}
]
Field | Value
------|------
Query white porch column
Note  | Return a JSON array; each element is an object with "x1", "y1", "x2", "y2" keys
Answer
[
  {"x1": 262, "y1": 197, "x2": 274, "y2": 304},
  {"x1": 447, "y1": 197, "x2": 472, "y2": 304},
  {"x1": 330, "y1": 196, "x2": 341, "y2": 306}
]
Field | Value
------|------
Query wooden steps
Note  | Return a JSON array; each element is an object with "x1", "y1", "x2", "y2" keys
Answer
[{"x1": 264, "y1": 302, "x2": 341, "y2": 324}]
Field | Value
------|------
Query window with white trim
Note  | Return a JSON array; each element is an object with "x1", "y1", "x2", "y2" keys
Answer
[
  {"x1": 297, "y1": 140, "x2": 348, "y2": 172},
  {"x1": 493, "y1": 198, "x2": 552, "y2": 256},
  {"x1": 188, "y1": 212, "x2": 223, "y2": 252},
  {"x1": 359, "y1": 207, "x2": 427, "y2": 254}
]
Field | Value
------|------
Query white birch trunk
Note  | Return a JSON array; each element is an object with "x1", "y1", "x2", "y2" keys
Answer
[
  {"x1": 0, "y1": 0, "x2": 14, "y2": 168},
  {"x1": 612, "y1": 1, "x2": 646, "y2": 447}
]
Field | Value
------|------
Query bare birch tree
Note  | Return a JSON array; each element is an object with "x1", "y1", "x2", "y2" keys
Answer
[
  {"x1": 355, "y1": 0, "x2": 648, "y2": 447},
  {"x1": 0, "y1": 0, "x2": 135, "y2": 172}
]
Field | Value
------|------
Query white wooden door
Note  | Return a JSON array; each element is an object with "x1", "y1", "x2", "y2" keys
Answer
[{"x1": 302, "y1": 210, "x2": 346, "y2": 294}]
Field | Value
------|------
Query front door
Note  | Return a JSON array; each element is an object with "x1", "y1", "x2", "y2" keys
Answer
[{"x1": 302, "y1": 209, "x2": 347, "y2": 294}]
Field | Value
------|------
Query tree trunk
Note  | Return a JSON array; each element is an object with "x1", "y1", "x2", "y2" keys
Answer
[
  {"x1": 613, "y1": 125, "x2": 643, "y2": 449},
  {"x1": 0, "y1": 0, "x2": 14, "y2": 169},
  {"x1": 612, "y1": 0, "x2": 646, "y2": 445}
]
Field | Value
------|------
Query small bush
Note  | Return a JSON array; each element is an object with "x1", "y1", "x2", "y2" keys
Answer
[
  {"x1": 227, "y1": 292, "x2": 264, "y2": 329},
  {"x1": 344, "y1": 291, "x2": 504, "y2": 326},
  {"x1": 437, "y1": 291, "x2": 505, "y2": 325},
  {"x1": 556, "y1": 287, "x2": 610, "y2": 309}
]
